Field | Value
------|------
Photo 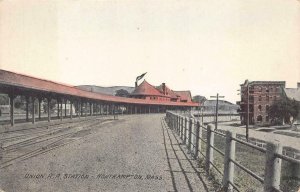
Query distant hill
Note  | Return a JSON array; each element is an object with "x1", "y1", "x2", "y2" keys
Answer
[
  {"x1": 76, "y1": 85, "x2": 135, "y2": 96},
  {"x1": 202, "y1": 100, "x2": 239, "y2": 114}
]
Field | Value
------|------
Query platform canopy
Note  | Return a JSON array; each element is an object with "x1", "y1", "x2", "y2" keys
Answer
[{"x1": 0, "y1": 70, "x2": 199, "y2": 107}]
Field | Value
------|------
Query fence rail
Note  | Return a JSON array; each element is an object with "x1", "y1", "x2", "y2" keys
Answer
[{"x1": 165, "y1": 111, "x2": 300, "y2": 192}]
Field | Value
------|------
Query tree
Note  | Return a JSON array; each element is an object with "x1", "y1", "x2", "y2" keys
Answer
[
  {"x1": 115, "y1": 89, "x2": 130, "y2": 97},
  {"x1": 192, "y1": 95, "x2": 207, "y2": 104},
  {"x1": 269, "y1": 98, "x2": 300, "y2": 125}
]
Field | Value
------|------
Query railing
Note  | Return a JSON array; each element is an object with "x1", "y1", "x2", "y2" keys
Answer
[{"x1": 165, "y1": 111, "x2": 300, "y2": 192}]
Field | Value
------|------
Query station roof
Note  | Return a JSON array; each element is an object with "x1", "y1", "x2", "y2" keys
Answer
[
  {"x1": 156, "y1": 84, "x2": 178, "y2": 99},
  {"x1": 0, "y1": 70, "x2": 199, "y2": 107},
  {"x1": 174, "y1": 91, "x2": 192, "y2": 102},
  {"x1": 130, "y1": 80, "x2": 166, "y2": 97}
]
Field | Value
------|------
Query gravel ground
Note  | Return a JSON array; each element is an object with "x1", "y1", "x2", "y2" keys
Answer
[{"x1": 0, "y1": 114, "x2": 214, "y2": 192}]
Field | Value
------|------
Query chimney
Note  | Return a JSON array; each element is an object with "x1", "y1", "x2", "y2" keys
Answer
[
  {"x1": 162, "y1": 83, "x2": 166, "y2": 95},
  {"x1": 135, "y1": 81, "x2": 138, "y2": 88},
  {"x1": 297, "y1": 82, "x2": 300, "y2": 89}
]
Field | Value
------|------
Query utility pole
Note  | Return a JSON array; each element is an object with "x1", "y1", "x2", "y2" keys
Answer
[
  {"x1": 210, "y1": 93, "x2": 225, "y2": 130},
  {"x1": 246, "y1": 83, "x2": 250, "y2": 141},
  {"x1": 238, "y1": 82, "x2": 250, "y2": 141}
]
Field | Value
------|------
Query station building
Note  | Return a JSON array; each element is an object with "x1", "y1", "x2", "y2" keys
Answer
[{"x1": 130, "y1": 80, "x2": 192, "y2": 103}]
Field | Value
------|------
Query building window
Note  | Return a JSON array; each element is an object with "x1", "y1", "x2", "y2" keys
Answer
[
  {"x1": 266, "y1": 116, "x2": 269, "y2": 122},
  {"x1": 258, "y1": 105, "x2": 262, "y2": 111},
  {"x1": 258, "y1": 86, "x2": 262, "y2": 92},
  {"x1": 259, "y1": 96, "x2": 262, "y2": 101},
  {"x1": 266, "y1": 96, "x2": 269, "y2": 102},
  {"x1": 266, "y1": 105, "x2": 269, "y2": 112},
  {"x1": 257, "y1": 115, "x2": 263, "y2": 122}
]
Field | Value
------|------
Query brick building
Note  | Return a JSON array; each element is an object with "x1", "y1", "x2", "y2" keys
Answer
[{"x1": 238, "y1": 80, "x2": 286, "y2": 125}]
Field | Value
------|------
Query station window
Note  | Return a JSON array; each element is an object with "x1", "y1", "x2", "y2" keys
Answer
[{"x1": 258, "y1": 105, "x2": 262, "y2": 111}]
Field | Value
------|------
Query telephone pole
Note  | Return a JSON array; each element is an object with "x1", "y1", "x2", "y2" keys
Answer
[
  {"x1": 246, "y1": 83, "x2": 250, "y2": 141},
  {"x1": 210, "y1": 93, "x2": 225, "y2": 130}
]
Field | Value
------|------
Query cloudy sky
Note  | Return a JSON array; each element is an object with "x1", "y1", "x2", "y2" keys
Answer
[{"x1": 0, "y1": 0, "x2": 299, "y2": 103}]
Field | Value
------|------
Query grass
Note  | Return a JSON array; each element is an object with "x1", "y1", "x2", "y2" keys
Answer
[{"x1": 198, "y1": 131, "x2": 300, "y2": 192}]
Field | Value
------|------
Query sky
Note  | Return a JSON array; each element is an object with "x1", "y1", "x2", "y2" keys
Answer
[{"x1": 0, "y1": 0, "x2": 300, "y2": 103}]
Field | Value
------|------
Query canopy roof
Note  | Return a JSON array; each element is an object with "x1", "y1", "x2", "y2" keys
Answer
[{"x1": 0, "y1": 70, "x2": 199, "y2": 107}]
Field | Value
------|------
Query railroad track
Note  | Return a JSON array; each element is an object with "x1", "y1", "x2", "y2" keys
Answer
[
  {"x1": 1, "y1": 119, "x2": 96, "y2": 147},
  {"x1": 0, "y1": 117, "x2": 96, "y2": 140},
  {"x1": 0, "y1": 117, "x2": 116, "y2": 169}
]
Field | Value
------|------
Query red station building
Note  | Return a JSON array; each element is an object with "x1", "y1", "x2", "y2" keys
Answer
[{"x1": 130, "y1": 80, "x2": 193, "y2": 103}]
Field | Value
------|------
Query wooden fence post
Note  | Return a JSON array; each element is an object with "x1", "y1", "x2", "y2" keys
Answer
[
  {"x1": 180, "y1": 117, "x2": 184, "y2": 139},
  {"x1": 178, "y1": 116, "x2": 181, "y2": 135},
  {"x1": 174, "y1": 115, "x2": 176, "y2": 130},
  {"x1": 188, "y1": 118, "x2": 193, "y2": 153},
  {"x1": 199, "y1": 120, "x2": 202, "y2": 157},
  {"x1": 223, "y1": 131, "x2": 236, "y2": 191},
  {"x1": 194, "y1": 121, "x2": 200, "y2": 159},
  {"x1": 173, "y1": 114, "x2": 176, "y2": 130},
  {"x1": 264, "y1": 142, "x2": 282, "y2": 192},
  {"x1": 184, "y1": 117, "x2": 187, "y2": 144},
  {"x1": 206, "y1": 124, "x2": 214, "y2": 175},
  {"x1": 176, "y1": 115, "x2": 178, "y2": 133}
]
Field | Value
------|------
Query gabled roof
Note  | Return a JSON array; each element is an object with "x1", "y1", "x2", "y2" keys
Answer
[
  {"x1": 130, "y1": 80, "x2": 165, "y2": 97},
  {"x1": 174, "y1": 91, "x2": 192, "y2": 101},
  {"x1": 156, "y1": 84, "x2": 178, "y2": 99}
]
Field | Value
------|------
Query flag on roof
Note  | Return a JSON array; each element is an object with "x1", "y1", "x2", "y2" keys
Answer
[{"x1": 136, "y1": 72, "x2": 147, "y2": 81}]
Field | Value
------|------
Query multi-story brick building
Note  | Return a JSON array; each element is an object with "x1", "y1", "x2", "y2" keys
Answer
[{"x1": 238, "y1": 80, "x2": 286, "y2": 125}]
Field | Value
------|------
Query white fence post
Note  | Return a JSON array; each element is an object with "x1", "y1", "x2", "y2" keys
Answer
[
  {"x1": 206, "y1": 124, "x2": 214, "y2": 175},
  {"x1": 264, "y1": 142, "x2": 282, "y2": 192},
  {"x1": 184, "y1": 117, "x2": 187, "y2": 144},
  {"x1": 222, "y1": 131, "x2": 236, "y2": 191},
  {"x1": 180, "y1": 117, "x2": 184, "y2": 140},
  {"x1": 177, "y1": 115, "x2": 180, "y2": 133},
  {"x1": 194, "y1": 121, "x2": 200, "y2": 159},
  {"x1": 188, "y1": 118, "x2": 193, "y2": 153}
]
